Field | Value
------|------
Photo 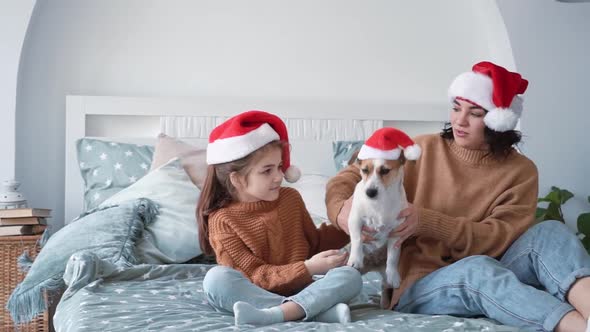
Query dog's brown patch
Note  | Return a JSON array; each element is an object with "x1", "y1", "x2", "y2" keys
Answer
[
  {"x1": 358, "y1": 159, "x2": 374, "y2": 180},
  {"x1": 380, "y1": 159, "x2": 404, "y2": 187},
  {"x1": 358, "y1": 159, "x2": 404, "y2": 186}
]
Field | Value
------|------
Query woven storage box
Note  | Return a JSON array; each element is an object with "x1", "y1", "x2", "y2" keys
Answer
[{"x1": 1, "y1": 235, "x2": 49, "y2": 332}]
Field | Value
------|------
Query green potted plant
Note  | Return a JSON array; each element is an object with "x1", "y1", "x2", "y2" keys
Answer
[{"x1": 537, "y1": 186, "x2": 590, "y2": 253}]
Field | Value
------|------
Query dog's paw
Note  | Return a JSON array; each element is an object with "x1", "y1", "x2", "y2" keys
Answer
[
  {"x1": 347, "y1": 256, "x2": 364, "y2": 270},
  {"x1": 385, "y1": 268, "x2": 401, "y2": 289}
]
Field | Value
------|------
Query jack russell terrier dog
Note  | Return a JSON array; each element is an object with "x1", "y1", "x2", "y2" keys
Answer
[{"x1": 346, "y1": 127, "x2": 421, "y2": 306}]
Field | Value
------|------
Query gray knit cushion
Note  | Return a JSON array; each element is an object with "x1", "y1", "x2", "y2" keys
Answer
[{"x1": 6, "y1": 198, "x2": 158, "y2": 324}]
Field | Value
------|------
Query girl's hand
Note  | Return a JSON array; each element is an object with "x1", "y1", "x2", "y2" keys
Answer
[
  {"x1": 304, "y1": 250, "x2": 348, "y2": 275},
  {"x1": 390, "y1": 203, "x2": 420, "y2": 249}
]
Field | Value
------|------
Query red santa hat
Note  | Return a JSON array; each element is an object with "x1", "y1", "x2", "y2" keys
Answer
[
  {"x1": 357, "y1": 127, "x2": 421, "y2": 161},
  {"x1": 206, "y1": 110, "x2": 301, "y2": 183},
  {"x1": 448, "y1": 61, "x2": 529, "y2": 132}
]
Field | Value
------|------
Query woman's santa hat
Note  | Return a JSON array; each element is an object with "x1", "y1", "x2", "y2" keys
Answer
[
  {"x1": 448, "y1": 61, "x2": 529, "y2": 132},
  {"x1": 358, "y1": 127, "x2": 421, "y2": 161},
  {"x1": 206, "y1": 110, "x2": 301, "y2": 183}
]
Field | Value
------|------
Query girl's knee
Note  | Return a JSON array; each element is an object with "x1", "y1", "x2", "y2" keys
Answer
[
  {"x1": 203, "y1": 265, "x2": 240, "y2": 294},
  {"x1": 332, "y1": 266, "x2": 361, "y2": 279},
  {"x1": 330, "y1": 266, "x2": 362, "y2": 293}
]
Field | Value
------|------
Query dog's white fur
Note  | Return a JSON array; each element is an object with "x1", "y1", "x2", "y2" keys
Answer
[{"x1": 346, "y1": 158, "x2": 407, "y2": 299}]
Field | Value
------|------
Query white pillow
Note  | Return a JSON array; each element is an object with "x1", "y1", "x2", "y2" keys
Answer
[
  {"x1": 100, "y1": 158, "x2": 201, "y2": 263},
  {"x1": 284, "y1": 174, "x2": 330, "y2": 221}
]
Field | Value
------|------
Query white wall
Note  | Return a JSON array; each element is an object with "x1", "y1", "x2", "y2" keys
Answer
[
  {"x1": 16, "y1": 0, "x2": 512, "y2": 228},
  {"x1": 0, "y1": 0, "x2": 35, "y2": 183},
  {"x1": 497, "y1": 0, "x2": 590, "y2": 230}
]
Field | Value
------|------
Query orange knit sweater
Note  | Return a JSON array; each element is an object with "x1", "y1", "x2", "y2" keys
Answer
[
  {"x1": 326, "y1": 134, "x2": 539, "y2": 308},
  {"x1": 208, "y1": 187, "x2": 350, "y2": 296}
]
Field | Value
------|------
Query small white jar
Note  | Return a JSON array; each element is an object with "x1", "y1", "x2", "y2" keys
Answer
[{"x1": 0, "y1": 179, "x2": 28, "y2": 209}]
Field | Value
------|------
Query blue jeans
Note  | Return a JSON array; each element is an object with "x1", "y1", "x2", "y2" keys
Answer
[
  {"x1": 203, "y1": 265, "x2": 362, "y2": 321},
  {"x1": 396, "y1": 220, "x2": 590, "y2": 331}
]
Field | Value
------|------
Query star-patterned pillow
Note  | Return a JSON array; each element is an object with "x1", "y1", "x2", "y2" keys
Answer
[
  {"x1": 77, "y1": 138, "x2": 154, "y2": 211},
  {"x1": 332, "y1": 140, "x2": 364, "y2": 172}
]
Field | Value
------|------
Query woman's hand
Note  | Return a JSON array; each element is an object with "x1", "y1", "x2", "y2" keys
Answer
[
  {"x1": 304, "y1": 249, "x2": 348, "y2": 275},
  {"x1": 390, "y1": 203, "x2": 420, "y2": 249}
]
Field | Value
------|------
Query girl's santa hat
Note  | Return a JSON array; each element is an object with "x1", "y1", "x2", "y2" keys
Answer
[
  {"x1": 358, "y1": 127, "x2": 421, "y2": 161},
  {"x1": 206, "y1": 110, "x2": 301, "y2": 183},
  {"x1": 448, "y1": 61, "x2": 529, "y2": 132}
]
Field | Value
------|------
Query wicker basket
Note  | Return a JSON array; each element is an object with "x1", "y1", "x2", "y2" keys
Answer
[{"x1": 0, "y1": 235, "x2": 49, "y2": 332}]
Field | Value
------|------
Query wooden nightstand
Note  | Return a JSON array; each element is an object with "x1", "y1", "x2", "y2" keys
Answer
[{"x1": 0, "y1": 235, "x2": 49, "y2": 332}]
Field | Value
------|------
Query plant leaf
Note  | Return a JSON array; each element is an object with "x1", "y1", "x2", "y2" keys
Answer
[
  {"x1": 535, "y1": 207, "x2": 547, "y2": 222},
  {"x1": 544, "y1": 190, "x2": 562, "y2": 205},
  {"x1": 545, "y1": 203, "x2": 564, "y2": 222},
  {"x1": 582, "y1": 236, "x2": 590, "y2": 255},
  {"x1": 578, "y1": 213, "x2": 590, "y2": 236},
  {"x1": 559, "y1": 189, "x2": 574, "y2": 204},
  {"x1": 538, "y1": 187, "x2": 562, "y2": 204}
]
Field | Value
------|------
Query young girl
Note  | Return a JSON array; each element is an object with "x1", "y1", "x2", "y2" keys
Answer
[{"x1": 197, "y1": 110, "x2": 362, "y2": 326}]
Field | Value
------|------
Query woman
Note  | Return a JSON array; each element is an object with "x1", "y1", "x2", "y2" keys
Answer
[{"x1": 326, "y1": 61, "x2": 590, "y2": 332}]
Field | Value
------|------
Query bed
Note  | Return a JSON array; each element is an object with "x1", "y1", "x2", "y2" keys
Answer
[{"x1": 13, "y1": 95, "x2": 521, "y2": 331}]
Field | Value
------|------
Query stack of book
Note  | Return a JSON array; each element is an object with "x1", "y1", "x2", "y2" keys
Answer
[{"x1": 0, "y1": 208, "x2": 51, "y2": 237}]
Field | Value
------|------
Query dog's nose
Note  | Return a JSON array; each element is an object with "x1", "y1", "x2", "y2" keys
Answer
[{"x1": 365, "y1": 188, "x2": 378, "y2": 198}]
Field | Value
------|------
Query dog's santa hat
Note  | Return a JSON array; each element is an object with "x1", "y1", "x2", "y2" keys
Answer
[
  {"x1": 206, "y1": 110, "x2": 301, "y2": 183},
  {"x1": 448, "y1": 61, "x2": 529, "y2": 132},
  {"x1": 358, "y1": 127, "x2": 421, "y2": 161}
]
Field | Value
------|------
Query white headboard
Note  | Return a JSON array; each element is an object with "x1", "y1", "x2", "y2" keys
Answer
[{"x1": 65, "y1": 95, "x2": 447, "y2": 223}]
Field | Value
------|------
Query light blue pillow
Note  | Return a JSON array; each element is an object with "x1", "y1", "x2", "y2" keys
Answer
[
  {"x1": 6, "y1": 198, "x2": 158, "y2": 324},
  {"x1": 76, "y1": 138, "x2": 154, "y2": 211},
  {"x1": 332, "y1": 140, "x2": 364, "y2": 171},
  {"x1": 100, "y1": 158, "x2": 202, "y2": 264}
]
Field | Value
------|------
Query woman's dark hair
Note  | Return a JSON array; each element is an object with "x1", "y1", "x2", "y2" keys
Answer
[
  {"x1": 196, "y1": 140, "x2": 284, "y2": 255},
  {"x1": 440, "y1": 123, "x2": 522, "y2": 159}
]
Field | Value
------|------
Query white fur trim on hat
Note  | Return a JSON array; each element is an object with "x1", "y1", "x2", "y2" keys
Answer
[
  {"x1": 206, "y1": 123, "x2": 280, "y2": 165},
  {"x1": 357, "y1": 144, "x2": 401, "y2": 160},
  {"x1": 448, "y1": 71, "x2": 495, "y2": 111},
  {"x1": 284, "y1": 165, "x2": 301, "y2": 183},
  {"x1": 403, "y1": 144, "x2": 422, "y2": 160}
]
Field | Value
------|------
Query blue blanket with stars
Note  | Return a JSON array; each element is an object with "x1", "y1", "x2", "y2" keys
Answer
[{"x1": 54, "y1": 256, "x2": 519, "y2": 332}]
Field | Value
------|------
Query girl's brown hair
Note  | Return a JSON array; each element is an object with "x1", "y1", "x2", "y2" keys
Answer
[{"x1": 196, "y1": 140, "x2": 284, "y2": 255}]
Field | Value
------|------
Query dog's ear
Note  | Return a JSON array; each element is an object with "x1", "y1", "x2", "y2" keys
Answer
[{"x1": 348, "y1": 149, "x2": 361, "y2": 168}]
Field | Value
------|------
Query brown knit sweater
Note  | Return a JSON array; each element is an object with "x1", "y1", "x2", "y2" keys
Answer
[
  {"x1": 326, "y1": 134, "x2": 539, "y2": 308},
  {"x1": 208, "y1": 187, "x2": 350, "y2": 296}
]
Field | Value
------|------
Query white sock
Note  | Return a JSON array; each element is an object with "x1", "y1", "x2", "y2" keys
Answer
[
  {"x1": 233, "y1": 301, "x2": 284, "y2": 326},
  {"x1": 313, "y1": 303, "x2": 351, "y2": 323},
  {"x1": 585, "y1": 317, "x2": 590, "y2": 332}
]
